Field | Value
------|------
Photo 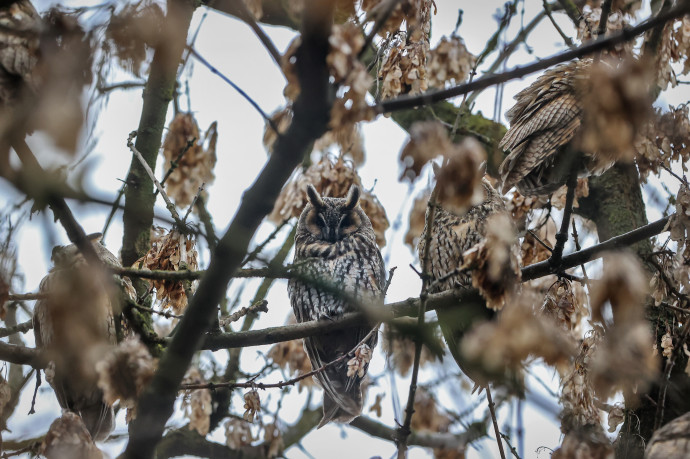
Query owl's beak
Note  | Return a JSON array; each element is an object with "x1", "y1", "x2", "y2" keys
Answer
[{"x1": 322, "y1": 225, "x2": 339, "y2": 242}]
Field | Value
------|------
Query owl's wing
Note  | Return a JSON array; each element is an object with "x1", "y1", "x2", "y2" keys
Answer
[{"x1": 499, "y1": 93, "x2": 581, "y2": 193}]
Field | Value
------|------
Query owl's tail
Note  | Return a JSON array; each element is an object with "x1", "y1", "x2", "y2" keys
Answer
[
  {"x1": 317, "y1": 389, "x2": 362, "y2": 429},
  {"x1": 79, "y1": 402, "x2": 114, "y2": 441}
]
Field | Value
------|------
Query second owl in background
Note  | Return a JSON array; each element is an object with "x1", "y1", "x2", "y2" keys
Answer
[
  {"x1": 419, "y1": 175, "x2": 520, "y2": 387},
  {"x1": 288, "y1": 184, "x2": 386, "y2": 428},
  {"x1": 499, "y1": 58, "x2": 604, "y2": 196}
]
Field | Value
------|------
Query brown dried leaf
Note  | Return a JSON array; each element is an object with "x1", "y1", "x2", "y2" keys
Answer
[
  {"x1": 578, "y1": 60, "x2": 653, "y2": 168},
  {"x1": 162, "y1": 113, "x2": 217, "y2": 209},
  {"x1": 243, "y1": 389, "x2": 261, "y2": 423},
  {"x1": 225, "y1": 418, "x2": 254, "y2": 449},
  {"x1": 461, "y1": 213, "x2": 521, "y2": 311},
  {"x1": 105, "y1": 2, "x2": 163, "y2": 76},
  {"x1": 42, "y1": 411, "x2": 103, "y2": 459},
  {"x1": 96, "y1": 338, "x2": 155, "y2": 420},
  {"x1": 136, "y1": 229, "x2": 199, "y2": 314},
  {"x1": 399, "y1": 121, "x2": 451, "y2": 181},
  {"x1": 410, "y1": 388, "x2": 450, "y2": 433},
  {"x1": 434, "y1": 137, "x2": 486, "y2": 214},
  {"x1": 428, "y1": 36, "x2": 475, "y2": 88}
]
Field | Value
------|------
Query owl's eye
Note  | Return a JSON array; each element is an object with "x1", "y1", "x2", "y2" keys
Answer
[{"x1": 339, "y1": 213, "x2": 352, "y2": 229}]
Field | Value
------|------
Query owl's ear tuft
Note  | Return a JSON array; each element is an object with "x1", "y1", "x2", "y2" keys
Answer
[
  {"x1": 306, "y1": 185, "x2": 326, "y2": 209},
  {"x1": 344, "y1": 185, "x2": 360, "y2": 211}
]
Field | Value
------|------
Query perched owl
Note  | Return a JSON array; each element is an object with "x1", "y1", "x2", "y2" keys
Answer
[
  {"x1": 0, "y1": 0, "x2": 40, "y2": 106},
  {"x1": 288, "y1": 184, "x2": 386, "y2": 427},
  {"x1": 645, "y1": 412, "x2": 690, "y2": 459},
  {"x1": 499, "y1": 59, "x2": 597, "y2": 196},
  {"x1": 33, "y1": 234, "x2": 132, "y2": 440},
  {"x1": 419, "y1": 178, "x2": 520, "y2": 385}
]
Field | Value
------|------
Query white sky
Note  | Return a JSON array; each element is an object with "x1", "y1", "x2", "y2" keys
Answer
[{"x1": 2, "y1": 0, "x2": 690, "y2": 457}]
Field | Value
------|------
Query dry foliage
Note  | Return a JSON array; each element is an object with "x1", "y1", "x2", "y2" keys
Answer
[
  {"x1": 41, "y1": 411, "x2": 102, "y2": 459},
  {"x1": 588, "y1": 252, "x2": 658, "y2": 400},
  {"x1": 578, "y1": 60, "x2": 652, "y2": 167},
  {"x1": 542, "y1": 278, "x2": 588, "y2": 333},
  {"x1": 462, "y1": 288, "x2": 578, "y2": 386},
  {"x1": 427, "y1": 36, "x2": 475, "y2": 88},
  {"x1": 243, "y1": 389, "x2": 261, "y2": 423},
  {"x1": 267, "y1": 314, "x2": 315, "y2": 391},
  {"x1": 409, "y1": 388, "x2": 450, "y2": 433},
  {"x1": 461, "y1": 213, "x2": 521, "y2": 311},
  {"x1": 161, "y1": 113, "x2": 217, "y2": 209},
  {"x1": 224, "y1": 418, "x2": 255, "y2": 449},
  {"x1": 182, "y1": 367, "x2": 213, "y2": 436},
  {"x1": 96, "y1": 338, "x2": 156, "y2": 422},
  {"x1": 136, "y1": 228, "x2": 199, "y2": 314},
  {"x1": 381, "y1": 321, "x2": 441, "y2": 376},
  {"x1": 636, "y1": 105, "x2": 690, "y2": 180},
  {"x1": 104, "y1": 1, "x2": 163, "y2": 76},
  {"x1": 347, "y1": 343, "x2": 373, "y2": 378}
]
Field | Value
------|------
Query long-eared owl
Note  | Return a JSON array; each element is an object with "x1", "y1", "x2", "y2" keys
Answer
[
  {"x1": 419, "y1": 177, "x2": 519, "y2": 385},
  {"x1": 288, "y1": 184, "x2": 386, "y2": 427},
  {"x1": 499, "y1": 58, "x2": 606, "y2": 196},
  {"x1": 33, "y1": 234, "x2": 133, "y2": 440}
]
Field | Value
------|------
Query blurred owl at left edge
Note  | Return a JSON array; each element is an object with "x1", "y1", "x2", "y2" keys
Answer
[
  {"x1": 288, "y1": 184, "x2": 386, "y2": 428},
  {"x1": 33, "y1": 234, "x2": 135, "y2": 441}
]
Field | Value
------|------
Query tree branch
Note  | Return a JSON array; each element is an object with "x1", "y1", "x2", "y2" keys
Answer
[{"x1": 522, "y1": 215, "x2": 670, "y2": 281}]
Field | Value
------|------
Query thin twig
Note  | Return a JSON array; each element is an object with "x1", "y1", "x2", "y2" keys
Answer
[
  {"x1": 186, "y1": 46, "x2": 279, "y2": 133},
  {"x1": 156, "y1": 137, "x2": 197, "y2": 197},
  {"x1": 522, "y1": 214, "x2": 671, "y2": 280},
  {"x1": 0, "y1": 320, "x2": 33, "y2": 338},
  {"x1": 129, "y1": 302, "x2": 183, "y2": 320},
  {"x1": 396, "y1": 187, "x2": 439, "y2": 458},
  {"x1": 28, "y1": 369, "x2": 40, "y2": 415},
  {"x1": 101, "y1": 182, "x2": 126, "y2": 238},
  {"x1": 359, "y1": 0, "x2": 403, "y2": 59},
  {"x1": 6, "y1": 293, "x2": 46, "y2": 301},
  {"x1": 219, "y1": 300, "x2": 269, "y2": 326},
  {"x1": 499, "y1": 431, "x2": 522, "y2": 459},
  {"x1": 182, "y1": 323, "x2": 380, "y2": 391},
  {"x1": 571, "y1": 221, "x2": 589, "y2": 282},
  {"x1": 596, "y1": 0, "x2": 613, "y2": 38},
  {"x1": 487, "y1": 387, "x2": 507, "y2": 459},
  {"x1": 97, "y1": 81, "x2": 146, "y2": 94},
  {"x1": 183, "y1": 183, "x2": 205, "y2": 223},
  {"x1": 241, "y1": 219, "x2": 291, "y2": 266},
  {"x1": 231, "y1": 0, "x2": 282, "y2": 67},
  {"x1": 543, "y1": 0, "x2": 575, "y2": 48},
  {"x1": 127, "y1": 131, "x2": 187, "y2": 230},
  {"x1": 549, "y1": 172, "x2": 578, "y2": 269}
]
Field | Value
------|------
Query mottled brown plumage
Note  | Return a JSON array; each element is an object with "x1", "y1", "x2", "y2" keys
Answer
[
  {"x1": 499, "y1": 59, "x2": 595, "y2": 195},
  {"x1": 0, "y1": 0, "x2": 40, "y2": 106},
  {"x1": 419, "y1": 178, "x2": 519, "y2": 385},
  {"x1": 645, "y1": 412, "x2": 690, "y2": 459},
  {"x1": 33, "y1": 235, "x2": 133, "y2": 440},
  {"x1": 288, "y1": 185, "x2": 386, "y2": 427}
]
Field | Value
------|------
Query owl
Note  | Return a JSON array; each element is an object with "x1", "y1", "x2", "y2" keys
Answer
[
  {"x1": 288, "y1": 184, "x2": 386, "y2": 427},
  {"x1": 0, "y1": 0, "x2": 40, "y2": 106},
  {"x1": 499, "y1": 59, "x2": 597, "y2": 196},
  {"x1": 418, "y1": 177, "x2": 519, "y2": 385},
  {"x1": 33, "y1": 234, "x2": 133, "y2": 440}
]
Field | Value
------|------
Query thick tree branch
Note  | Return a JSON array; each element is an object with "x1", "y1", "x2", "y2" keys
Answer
[
  {"x1": 378, "y1": 1, "x2": 690, "y2": 112},
  {"x1": 0, "y1": 340, "x2": 45, "y2": 369},
  {"x1": 122, "y1": 1, "x2": 334, "y2": 456}
]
